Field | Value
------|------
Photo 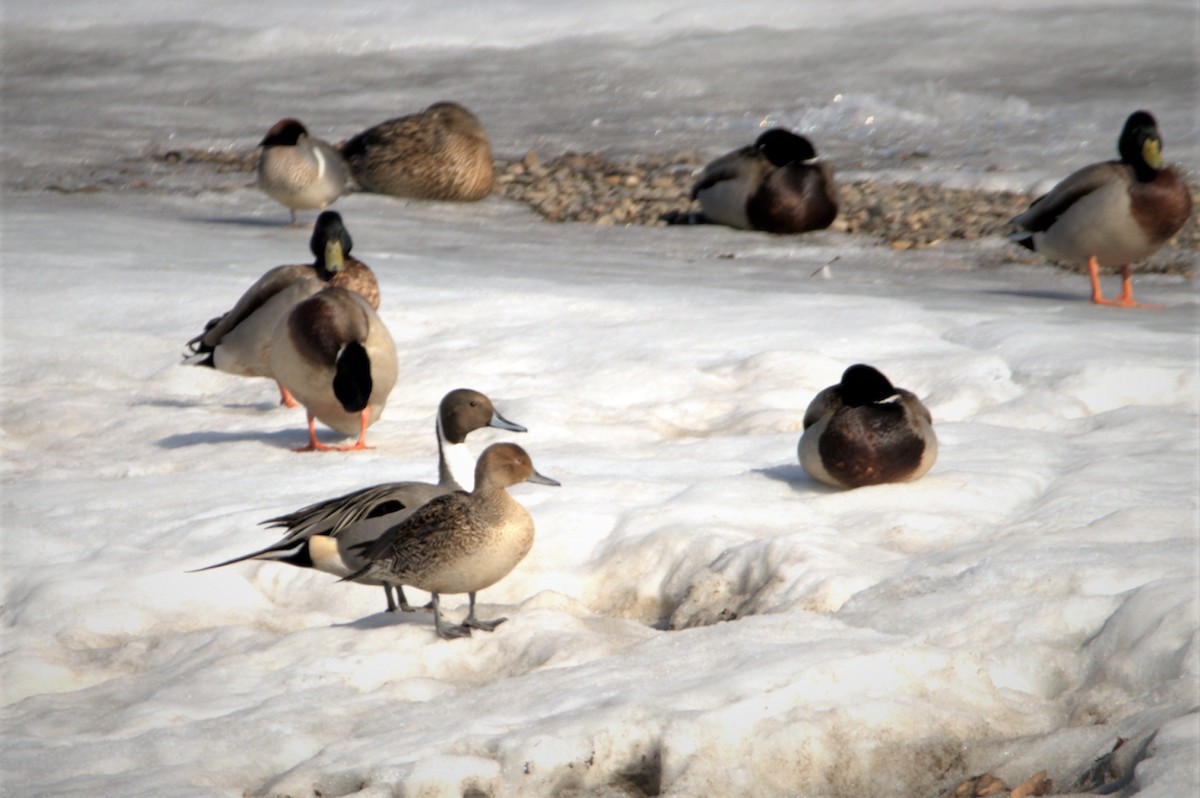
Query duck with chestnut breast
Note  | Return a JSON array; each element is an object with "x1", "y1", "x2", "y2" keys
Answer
[
  {"x1": 185, "y1": 211, "x2": 379, "y2": 407},
  {"x1": 799, "y1": 364, "x2": 937, "y2": 489},
  {"x1": 344, "y1": 442, "x2": 559, "y2": 640},
  {"x1": 1011, "y1": 110, "x2": 1192, "y2": 308},
  {"x1": 338, "y1": 101, "x2": 495, "y2": 202},
  {"x1": 257, "y1": 118, "x2": 352, "y2": 225},
  {"x1": 692, "y1": 127, "x2": 839, "y2": 234},
  {"x1": 269, "y1": 283, "x2": 397, "y2": 452},
  {"x1": 191, "y1": 389, "x2": 527, "y2": 613}
]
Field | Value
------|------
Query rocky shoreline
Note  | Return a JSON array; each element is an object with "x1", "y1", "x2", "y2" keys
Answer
[{"x1": 112, "y1": 146, "x2": 1198, "y2": 275}]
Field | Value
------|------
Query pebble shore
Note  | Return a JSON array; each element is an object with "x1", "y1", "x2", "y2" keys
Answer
[{"x1": 149, "y1": 146, "x2": 1198, "y2": 274}]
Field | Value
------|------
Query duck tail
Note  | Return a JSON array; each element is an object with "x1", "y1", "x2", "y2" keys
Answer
[
  {"x1": 187, "y1": 538, "x2": 308, "y2": 573},
  {"x1": 1008, "y1": 232, "x2": 1036, "y2": 252},
  {"x1": 339, "y1": 562, "x2": 373, "y2": 583},
  {"x1": 333, "y1": 341, "x2": 373, "y2": 413}
]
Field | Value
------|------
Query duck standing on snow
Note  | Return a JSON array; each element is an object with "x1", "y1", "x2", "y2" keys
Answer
[
  {"x1": 1011, "y1": 110, "x2": 1192, "y2": 308},
  {"x1": 269, "y1": 281, "x2": 398, "y2": 452},
  {"x1": 799, "y1": 364, "x2": 937, "y2": 489},
  {"x1": 256, "y1": 118, "x2": 352, "y2": 225},
  {"x1": 338, "y1": 101, "x2": 495, "y2": 202},
  {"x1": 185, "y1": 211, "x2": 379, "y2": 407},
  {"x1": 344, "y1": 443, "x2": 559, "y2": 640},
  {"x1": 691, "y1": 127, "x2": 839, "y2": 234},
  {"x1": 191, "y1": 389, "x2": 527, "y2": 613}
]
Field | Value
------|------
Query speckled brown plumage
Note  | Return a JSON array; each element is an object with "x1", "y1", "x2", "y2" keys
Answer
[
  {"x1": 346, "y1": 443, "x2": 559, "y2": 639},
  {"x1": 340, "y1": 102, "x2": 495, "y2": 201}
]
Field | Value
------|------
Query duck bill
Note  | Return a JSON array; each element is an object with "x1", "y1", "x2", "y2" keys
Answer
[
  {"x1": 324, "y1": 239, "x2": 345, "y2": 273},
  {"x1": 1142, "y1": 137, "x2": 1163, "y2": 170},
  {"x1": 527, "y1": 470, "x2": 561, "y2": 487},
  {"x1": 489, "y1": 410, "x2": 527, "y2": 433}
]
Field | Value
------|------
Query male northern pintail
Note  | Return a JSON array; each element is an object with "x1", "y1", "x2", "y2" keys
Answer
[{"x1": 191, "y1": 389, "x2": 526, "y2": 612}]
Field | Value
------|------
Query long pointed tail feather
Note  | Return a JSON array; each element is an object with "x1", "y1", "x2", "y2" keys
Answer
[{"x1": 187, "y1": 538, "x2": 307, "y2": 573}]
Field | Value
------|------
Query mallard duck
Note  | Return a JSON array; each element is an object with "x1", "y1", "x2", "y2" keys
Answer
[
  {"x1": 256, "y1": 118, "x2": 352, "y2": 225},
  {"x1": 798, "y1": 364, "x2": 937, "y2": 489},
  {"x1": 1011, "y1": 110, "x2": 1193, "y2": 308},
  {"x1": 185, "y1": 211, "x2": 379, "y2": 406},
  {"x1": 268, "y1": 285, "x2": 398, "y2": 452},
  {"x1": 191, "y1": 389, "x2": 527, "y2": 613},
  {"x1": 692, "y1": 127, "x2": 839, "y2": 233},
  {"x1": 345, "y1": 443, "x2": 559, "y2": 640},
  {"x1": 338, "y1": 101, "x2": 494, "y2": 201}
]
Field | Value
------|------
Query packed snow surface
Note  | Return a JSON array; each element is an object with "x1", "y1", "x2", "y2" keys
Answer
[{"x1": 2, "y1": 2, "x2": 1197, "y2": 797}]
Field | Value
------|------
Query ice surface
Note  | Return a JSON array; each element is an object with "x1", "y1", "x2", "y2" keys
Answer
[{"x1": 2, "y1": 2, "x2": 1198, "y2": 797}]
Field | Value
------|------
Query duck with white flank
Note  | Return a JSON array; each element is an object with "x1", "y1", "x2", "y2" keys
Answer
[
  {"x1": 191, "y1": 389, "x2": 526, "y2": 612},
  {"x1": 692, "y1": 127, "x2": 839, "y2": 234},
  {"x1": 339, "y1": 102, "x2": 495, "y2": 202},
  {"x1": 256, "y1": 118, "x2": 352, "y2": 225},
  {"x1": 268, "y1": 277, "x2": 397, "y2": 452},
  {"x1": 1011, "y1": 110, "x2": 1192, "y2": 308},
  {"x1": 345, "y1": 443, "x2": 559, "y2": 640},
  {"x1": 185, "y1": 211, "x2": 379, "y2": 407},
  {"x1": 799, "y1": 364, "x2": 937, "y2": 489}
]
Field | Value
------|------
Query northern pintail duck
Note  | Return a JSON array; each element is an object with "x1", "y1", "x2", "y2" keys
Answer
[
  {"x1": 269, "y1": 284, "x2": 397, "y2": 452},
  {"x1": 339, "y1": 102, "x2": 495, "y2": 202},
  {"x1": 1011, "y1": 110, "x2": 1192, "y2": 308},
  {"x1": 257, "y1": 118, "x2": 352, "y2": 225},
  {"x1": 191, "y1": 389, "x2": 526, "y2": 612},
  {"x1": 692, "y1": 127, "x2": 839, "y2": 234},
  {"x1": 185, "y1": 211, "x2": 379, "y2": 406},
  {"x1": 799, "y1": 364, "x2": 937, "y2": 489},
  {"x1": 345, "y1": 442, "x2": 559, "y2": 640}
]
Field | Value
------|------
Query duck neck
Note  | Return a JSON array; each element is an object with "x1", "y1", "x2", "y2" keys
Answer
[{"x1": 436, "y1": 414, "x2": 475, "y2": 491}]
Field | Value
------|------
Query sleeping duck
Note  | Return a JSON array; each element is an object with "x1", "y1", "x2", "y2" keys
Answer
[
  {"x1": 268, "y1": 284, "x2": 398, "y2": 452},
  {"x1": 185, "y1": 211, "x2": 379, "y2": 406},
  {"x1": 339, "y1": 101, "x2": 495, "y2": 202},
  {"x1": 692, "y1": 127, "x2": 839, "y2": 234},
  {"x1": 256, "y1": 118, "x2": 352, "y2": 225},
  {"x1": 798, "y1": 364, "x2": 937, "y2": 489},
  {"x1": 1011, "y1": 110, "x2": 1192, "y2": 308}
]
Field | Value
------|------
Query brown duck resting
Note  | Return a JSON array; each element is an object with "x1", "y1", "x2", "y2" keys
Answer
[{"x1": 339, "y1": 101, "x2": 495, "y2": 202}]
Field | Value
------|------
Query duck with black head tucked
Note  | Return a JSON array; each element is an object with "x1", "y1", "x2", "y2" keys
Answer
[
  {"x1": 338, "y1": 102, "x2": 495, "y2": 202},
  {"x1": 799, "y1": 364, "x2": 937, "y2": 489},
  {"x1": 692, "y1": 127, "x2": 839, "y2": 234},
  {"x1": 345, "y1": 442, "x2": 559, "y2": 640},
  {"x1": 190, "y1": 389, "x2": 527, "y2": 613},
  {"x1": 185, "y1": 211, "x2": 379, "y2": 407},
  {"x1": 256, "y1": 118, "x2": 352, "y2": 225},
  {"x1": 1011, "y1": 110, "x2": 1193, "y2": 308}
]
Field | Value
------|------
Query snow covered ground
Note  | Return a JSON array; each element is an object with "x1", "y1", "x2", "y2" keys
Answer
[{"x1": 2, "y1": 2, "x2": 1197, "y2": 797}]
